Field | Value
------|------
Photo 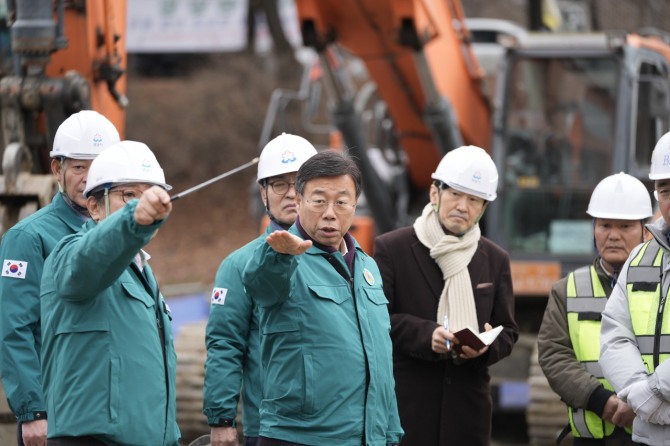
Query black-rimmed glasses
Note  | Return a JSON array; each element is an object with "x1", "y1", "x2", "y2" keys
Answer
[
  {"x1": 109, "y1": 188, "x2": 144, "y2": 203},
  {"x1": 267, "y1": 180, "x2": 296, "y2": 195}
]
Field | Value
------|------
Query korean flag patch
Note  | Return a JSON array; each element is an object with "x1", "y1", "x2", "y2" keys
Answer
[
  {"x1": 211, "y1": 287, "x2": 228, "y2": 305},
  {"x1": 2, "y1": 260, "x2": 27, "y2": 279}
]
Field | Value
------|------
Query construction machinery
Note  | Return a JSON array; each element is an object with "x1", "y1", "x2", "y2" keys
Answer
[
  {"x1": 259, "y1": 0, "x2": 670, "y2": 443},
  {"x1": 0, "y1": 0, "x2": 127, "y2": 441},
  {"x1": 0, "y1": 0, "x2": 127, "y2": 234}
]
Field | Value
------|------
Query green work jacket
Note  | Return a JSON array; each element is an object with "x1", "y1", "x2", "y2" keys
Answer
[
  {"x1": 243, "y1": 225, "x2": 403, "y2": 446},
  {"x1": 40, "y1": 201, "x2": 180, "y2": 445},
  {"x1": 204, "y1": 227, "x2": 270, "y2": 436},
  {"x1": 0, "y1": 193, "x2": 85, "y2": 421}
]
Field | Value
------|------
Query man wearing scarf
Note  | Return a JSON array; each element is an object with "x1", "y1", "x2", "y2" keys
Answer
[
  {"x1": 538, "y1": 172, "x2": 650, "y2": 445},
  {"x1": 243, "y1": 150, "x2": 403, "y2": 446},
  {"x1": 373, "y1": 145, "x2": 518, "y2": 446}
]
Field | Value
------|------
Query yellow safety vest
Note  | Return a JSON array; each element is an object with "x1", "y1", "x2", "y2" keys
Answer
[
  {"x1": 566, "y1": 265, "x2": 615, "y2": 439},
  {"x1": 626, "y1": 240, "x2": 670, "y2": 372}
]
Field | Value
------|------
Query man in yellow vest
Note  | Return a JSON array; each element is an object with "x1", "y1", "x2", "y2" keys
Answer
[
  {"x1": 601, "y1": 132, "x2": 670, "y2": 446},
  {"x1": 539, "y1": 172, "x2": 652, "y2": 445}
]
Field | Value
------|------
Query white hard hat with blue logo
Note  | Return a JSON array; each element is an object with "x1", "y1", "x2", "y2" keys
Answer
[
  {"x1": 257, "y1": 133, "x2": 318, "y2": 183},
  {"x1": 84, "y1": 140, "x2": 171, "y2": 197},
  {"x1": 431, "y1": 145, "x2": 498, "y2": 201},
  {"x1": 50, "y1": 110, "x2": 120, "y2": 160},
  {"x1": 650, "y1": 132, "x2": 670, "y2": 180}
]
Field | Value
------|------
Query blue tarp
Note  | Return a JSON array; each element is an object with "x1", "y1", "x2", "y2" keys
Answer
[{"x1": 165, "y1": 293, "x2": 210, "y2": 337}]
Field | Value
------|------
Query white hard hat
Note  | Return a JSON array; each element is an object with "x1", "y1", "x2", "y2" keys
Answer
[
  {"x1": 587, "y1": 172, "x2": 652, "y2": 220},
  {"x1": 431, "y1": 145, "x2": 498, "y2": 201},
  {"x1": 257, "y1": 133, "x2": 317, "y2": 183},
  {"x1": 84, "y1": 140, "x2": 171, "y2": 197},
  {"x1": 50, "y1": 110, "x2": 120, "y2": 159},
  {"x1": 650, "y1": 132, "x2": 670, "y2": 180}
]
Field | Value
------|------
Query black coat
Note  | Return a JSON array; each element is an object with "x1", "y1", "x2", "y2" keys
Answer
[{"x1": 374, "y1": 226, "x2": 518, "y2": 446}]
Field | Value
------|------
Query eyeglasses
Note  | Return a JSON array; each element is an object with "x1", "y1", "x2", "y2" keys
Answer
[
  {"x1": 655, "y1": 189, "x2": 670, "y2": 203},
  {"x1": 267, "y1": 180, "x2": 296, "y2": 195},
  {"x1": 110, "y1": 188, "x2": 144, "y2": 203},
  {"x1": 303, "y1": 198, "x2": 356, "y2": 214}
]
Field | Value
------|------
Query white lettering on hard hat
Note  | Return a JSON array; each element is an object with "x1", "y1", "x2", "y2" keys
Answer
[
  {"x1": 664, "y1": 155, "x2": 670, "y2": 166},
  {"x1": 281, "y1": 150, "x2": 296, "y2": 164}
]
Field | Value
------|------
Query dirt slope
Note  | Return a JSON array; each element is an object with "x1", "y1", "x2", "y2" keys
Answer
[{"x1": 125, "y1": 53, "x2": 300, "y2": 288}]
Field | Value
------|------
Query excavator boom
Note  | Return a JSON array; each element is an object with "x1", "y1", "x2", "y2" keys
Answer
[{"x1": 296, "y1": 0, "x2": 491, "y2": 190}]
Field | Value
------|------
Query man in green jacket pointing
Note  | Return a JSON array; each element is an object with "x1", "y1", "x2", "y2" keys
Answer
[
  {"x1": 40, "y1": 141, "x2": 180, "y2": 446},
  {"x1": 243, "y1": 150, "x2": 403, "y2": 446},
  {"x1": 0, "y1": 110, "x2": 119, "y2": 446}
]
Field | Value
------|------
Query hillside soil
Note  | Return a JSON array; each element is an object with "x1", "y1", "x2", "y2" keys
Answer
[{"x1": 125, "y1": 53, "x2": 301, "y2": 290}]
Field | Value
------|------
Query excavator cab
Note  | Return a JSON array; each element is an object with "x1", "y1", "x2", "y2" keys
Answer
[{"x1": 485, "y1": 31, "x2": 670, "y2": 300}]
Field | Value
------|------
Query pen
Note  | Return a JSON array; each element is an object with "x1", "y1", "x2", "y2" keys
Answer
[{"x1": 443, "y1": 314, "x2": 451, "y2": 349}]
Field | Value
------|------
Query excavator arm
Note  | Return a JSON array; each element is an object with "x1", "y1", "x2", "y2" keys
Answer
[
  {"x1": 295, "y1": 0, "x2": 491, "y2": 222},
  {"x1": 0, "y1": 0, "x2": 127, "y2": 232}
]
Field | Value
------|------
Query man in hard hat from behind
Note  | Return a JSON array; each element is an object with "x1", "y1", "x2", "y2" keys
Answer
[
  {"x1": 373, "y1": 145, "x2": 518, "y2": 446},
  {"x1": 538, "y1": 172, "x2": 651, "y2": 445},
  {"x1": 0, "y1": 110, "x2": 119, "y2": 446},
  {"x1": 600, "y1": 132, "x2": 670, "y2": 445},
  {"x1": 39, "y1": 141, "x2": 180, "y2": 446},
  {"x1": 203, "y1": 133, "x2": 317, "y2": 446}
]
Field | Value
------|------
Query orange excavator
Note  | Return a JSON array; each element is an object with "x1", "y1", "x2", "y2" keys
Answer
[
  {"x1": 0, "y1": 0, "x2": 127, "y2": 233},
  {"x1": 285, "y1": 0, "x2": 670, "y2": 293},
  {"x1": 293, "y1": 0, "x2": 491, "y2": 234}
]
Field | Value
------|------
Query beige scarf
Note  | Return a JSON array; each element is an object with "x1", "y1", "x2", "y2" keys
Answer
[{"x1": 413, "y1": 203, "x2": 480, "y2": 331}]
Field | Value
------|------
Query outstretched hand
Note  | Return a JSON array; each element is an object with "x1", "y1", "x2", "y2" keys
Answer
[{"x1": 266, "y1": 230, "x2": 312, "y2": 255}]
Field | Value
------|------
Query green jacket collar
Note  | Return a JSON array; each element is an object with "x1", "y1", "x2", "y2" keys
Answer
[{"x1": 52, "y1": 193, "x2": 88, "y2": 232}]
